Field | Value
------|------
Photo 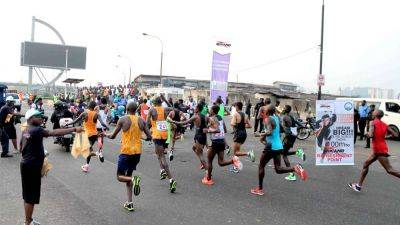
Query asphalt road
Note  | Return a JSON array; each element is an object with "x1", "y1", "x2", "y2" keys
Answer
[{"x1": 1, "y1": 110, "x2": 400, "y2": 225}]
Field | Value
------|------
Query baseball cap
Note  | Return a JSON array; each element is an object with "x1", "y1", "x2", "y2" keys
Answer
[{"x1": 25, "y1": 109, "x2": 43, "y2": 120}]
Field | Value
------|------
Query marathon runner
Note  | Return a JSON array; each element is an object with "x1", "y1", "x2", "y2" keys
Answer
[
  {"x1": 202, "y1": 105, "x2": 242, "y2": 185},
  {"x1": 147, "y1": 96, "x2": 177, "y2": 193},
  {"x1": 106, "y1": 102, "x2": 152, "y2": 211},
  {"x1": 95, "y1": 97, "x2": 109, "y2": 162},
  {"x1": 251, "y1": 105, "x2": 307, "y2": 196},
  {"x1": 166, "y1": 102, "x2": 185, "y2": 161},
  {"x1": 172, "y1": 103, "x2": 209, "y2": 170},
  {"x1": 69, "y1": 101, "x2": 109, "y2": 172},
  {"x1": 348, "y1": 109, "x2": 400, "y2": 192},
  {"x1": 281, "y1": 105, "x2": 306, "y2": 181},
  {"x1": 229, "y1": 102, "x2": 255, "y2": 169}
]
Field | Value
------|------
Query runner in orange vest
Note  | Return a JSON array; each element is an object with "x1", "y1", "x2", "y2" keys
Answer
[
  {"x1": 69, "y1": 101, "x2": 109, "y2": 172},
  {"x1": 147, "y1": 96, "x2": 177, "y2": 193},
  {"x1": 107, "y1": 102, "x2": 152, "y2": 211}
]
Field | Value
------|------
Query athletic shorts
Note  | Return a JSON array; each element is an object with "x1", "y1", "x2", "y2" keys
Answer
[
  {"x1": 233, "y1": 130, "x2": 247, "y2": 144},
  {"x1": 153, "y1": 139, "x2": 168, "y2": 149},
  {"x1": 211, "y1": 140, "x2": 225, "y2": 153},
  {"x1": 194, "y1": 134, "x2": 207, "y2": 146},
  {"x1": 117, "y1": 154, "x2": 141, "y2": 176},
  {"x1": 374, "y1": 152, "x2": 390, "y2": 157},
  {"x1": 283, "y1": 134, "x2": 297, "y2": 149},
  {"x1": 88, "y1": 135, "x2": 98, "y2": 148},
  {"x1": 20, "y1": 163, "x2": 43, "y2": 204}
]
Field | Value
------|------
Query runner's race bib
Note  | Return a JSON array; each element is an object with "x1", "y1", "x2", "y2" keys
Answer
[
  {"x1": 290, "y1": 127, "x2": 298, "y2": 136},
  {"x1": 156, "y1": 121, "x2": 167, "y2": 131},
  {"x1": 143, "y1": 110, "x2": 149, "y2": 115}
]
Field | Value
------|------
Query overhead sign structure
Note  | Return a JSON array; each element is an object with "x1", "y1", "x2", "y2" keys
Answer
[
  {"x1": 315, "y1": 100, "x2": 354, "y2": 166},
  {"x1": 21, "y1": 41, "x2": 87, "y2": 70}
]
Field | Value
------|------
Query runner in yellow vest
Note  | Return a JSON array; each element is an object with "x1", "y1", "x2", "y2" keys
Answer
[
  {"x1": 147, "y1": 96, "x2": 177, "y2": 193},
  {"x1": 106, "y1": 102, "x2": 152, "y2": 212}
]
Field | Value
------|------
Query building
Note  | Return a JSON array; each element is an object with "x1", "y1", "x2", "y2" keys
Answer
[
  {"x1": 273, "y1": 81, "x2": 299, "y2": 92},
  {"x1": 339, "y1": 87, "x2": 395, "y2": 99}
]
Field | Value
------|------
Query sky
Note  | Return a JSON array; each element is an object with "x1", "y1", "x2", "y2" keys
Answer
[{"x1": 1, "y1": 0, "x2": 399, "y2": 95}]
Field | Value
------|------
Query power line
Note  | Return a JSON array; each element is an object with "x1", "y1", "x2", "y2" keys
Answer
[{"x1": 234, "y1": 45, "x2": 318, "y2": 73}]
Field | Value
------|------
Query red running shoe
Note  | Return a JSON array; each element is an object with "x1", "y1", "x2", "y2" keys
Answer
[
  {"x1": 294, "y1": 164, "x2": 308, "y2": 180},
  {"x1": 201, "y1": 174, "x2": 214, "y2": 185},
  {"x1": 250, "y1": 187, "x2": 264, "y2": 196}
]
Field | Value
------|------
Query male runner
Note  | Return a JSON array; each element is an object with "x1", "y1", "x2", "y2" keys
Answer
[
  {"x1": 147, "y1": 97, "x2": 177, "y2": 193},
  {"x1": 95, "y1": 97, "x2": 109, "y2": 162},
  {"x1": 172, "y1": 104, "x2": 208, "y2": 170},
  {"x1": 281, "y1": 105, "x2": 306, "y2": 181},
  {"x1": 69, "y1": 101, "x2": 109, "y2": 172},
  {"x1": 251, "y1": 105, "x2": 307, "y2": 196},
  {"x1": 229, "y1": 102, "x2": 255, "y2": 167},
  {"x1": 202, "y1": 105, "x2": 242, "y2": 185},
  {"x1": 348, "y1": 109, "x2": 400, "y2": 192},
  {"x1": 166, "y1": 102, "x2": 185, "y2": 160},
  {"x1": 107, "y1": 102, "x2": 152, "y2": 211}
]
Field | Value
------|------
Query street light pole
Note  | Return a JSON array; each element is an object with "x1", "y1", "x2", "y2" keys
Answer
[
  {"x1": 143, "y1": 33, "x2": 164, "y2": 87},
  {"x1": 317, "y1": 0, "x2": 325, "y2": 100}
]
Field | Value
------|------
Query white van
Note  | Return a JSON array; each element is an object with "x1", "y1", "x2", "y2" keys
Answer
[{"x1": 337, "y1": 98, "x2": 400, "y2": 137}]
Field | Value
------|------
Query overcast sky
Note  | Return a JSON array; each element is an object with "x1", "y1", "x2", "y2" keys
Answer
[{"x1": 1, "y1": 0, "x2": 399, "y2": 94}]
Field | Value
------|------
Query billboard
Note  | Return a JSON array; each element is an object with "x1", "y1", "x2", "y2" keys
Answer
[
  {"x1": 315, "y1": 100, "x2": 354, "y2": 166},
  {"x1": 210, "y1": 51, "x2": 230, "y2": 104},
  {"x1": 20, "y1": 41, "x2": 86, "y2": 70}
]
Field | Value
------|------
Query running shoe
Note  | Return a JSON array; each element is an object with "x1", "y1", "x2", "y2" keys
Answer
[
  {"x1": 232, "y1": 156, "x2": 243, "y2": 171},
  {"x1": 168, "y1": 150, "x2": 174, "y2": 161},
  {"x1": 201, "y1": 174, "x2": 214, "y2": 185},
  {"x1": 123, "y1": 202, "x2": 135, "y2": 212},
  {"x1": 294, "y1": 164, "x2": 308, "y2": 180},
  {"x1": 348, "y1": 183, "x2": 361, "y2": 192},
  {"x1": 285, "y1": 173, "x2": 297, "y2": 181},
  {"x1": 229, "y1": 166, "x2": 240, "y2": 174},
  {"x1": 98, "y1": 150, "x2": 104, "y2": 163},
  {"x1": 81, "y1": 164, "x2": 89, "y2": 173},
  {"x1": 132, "y1": 175, "x2": 141, "y2": 196},
  {"x1": 29, "y1": 220, "x2": 41, "y2": 225},
  {"x1": 170, "y1": 179, "x2": 177, "y2": 193},
  {"x1": 296, "y1": 148, "x2": 306, "y2": 161},
  {"x1": 250, "y1": 187, "x2": 264, "y2": 196},
  {"x1": 160, "y1": 170, "x2": 167, "y2": 180},
  {"x1": 248, "y1": 150, "x2": 255, "y2": 162}
]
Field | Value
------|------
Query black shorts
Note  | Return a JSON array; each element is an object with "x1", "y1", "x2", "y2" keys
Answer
[
  {"x1": 20, "y1": 163, "x2": 43, "y2": 204},
  {"x1": 194, "y1": 134, "x2": 207, "y2": 146},
  {"x1": 233, "y1": 130, "x2": 247, "y2": 144},
  {"x1": 211, "y1": 140, "x2": 225, "y2": 153},
  {"x1": 88, "y1": 135, "x2": 98, "y2": 148},
  {"x1": 153, "y1": 139, "x2": 168, "y2": 149},
  {"x1": 374, "y1": 153, "x2": 390, "y2": 157},
  {"x1": 283, "y1": 134, "x2": 297, "y2": 149},
  {"x1": 4, "y1": 125, "x2": 16, "y2": 139},
  {"x1": 117, "y1": 154, "x2": 141, "y2": 176}
]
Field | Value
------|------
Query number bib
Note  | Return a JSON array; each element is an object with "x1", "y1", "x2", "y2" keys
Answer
[
  {"x1": 143, "y1": 110, "x2": 149, "y2": 115},
  {"x1": 156, "y1": 121, "x2": 167, "y2": 131}
]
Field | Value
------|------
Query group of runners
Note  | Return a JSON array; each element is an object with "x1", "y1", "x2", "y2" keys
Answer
[{"x1": 4, "y1": 92, "x2": 400, "y2": 225}]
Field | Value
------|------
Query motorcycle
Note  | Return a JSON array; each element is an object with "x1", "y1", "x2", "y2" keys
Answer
[
  {"x1": 57, "y1": 118, "x2": 75, "y2": 152},
  {"x1": 296, "y1": 116, "x2": 317, "y2": 140}
]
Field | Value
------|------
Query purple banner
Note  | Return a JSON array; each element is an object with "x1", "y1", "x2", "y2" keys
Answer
[{"x1": 210, "y1": 51, "x2": 230, "y2": 104}]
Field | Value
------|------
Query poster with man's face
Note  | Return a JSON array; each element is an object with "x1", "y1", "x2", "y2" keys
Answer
[{"x1": 316, "y1": 100, "x2": 354, "y2": 166}]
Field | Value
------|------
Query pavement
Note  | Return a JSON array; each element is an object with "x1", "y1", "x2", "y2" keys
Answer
[{"x1": 1, "y1": 109, "x2": 400, "y2": 225}]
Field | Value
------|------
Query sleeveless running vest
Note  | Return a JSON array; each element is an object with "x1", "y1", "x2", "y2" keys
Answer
[
  {"x1": 120, "y1": 115, "x2": 142, "y2": 155},
  {"x1": 151, "y1": 107, "x2": 168, "y2": 140},
  {"x1": 211, "y1": 115, "x2": 225, "y2": 141},
  {"x1": 84, "y1": 110, "x2": 97, "y2": 137},
  {"x1": 266, "y1": 115, "x2": 283, "y2": 151}
]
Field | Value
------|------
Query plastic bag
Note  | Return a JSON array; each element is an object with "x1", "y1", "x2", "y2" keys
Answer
[
  {"x1": 41, "y1": 157, "x2": 52, "y2": 177},
  {"x1": 71, "y1": 132, "x2": 90, "y2": 159}
]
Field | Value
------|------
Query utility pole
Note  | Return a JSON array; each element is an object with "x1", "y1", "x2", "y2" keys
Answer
[{"x1": 317, "y1": 0, "x2": 325, "y2": 100}]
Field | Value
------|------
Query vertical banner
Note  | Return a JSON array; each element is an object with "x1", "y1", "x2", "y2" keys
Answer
[
  {"x1": 316, "y1": 100, "x2": 354, "y2": 166},
  {"x1": 210, "y1": 51, "x2": 230, "y2": 104}
]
